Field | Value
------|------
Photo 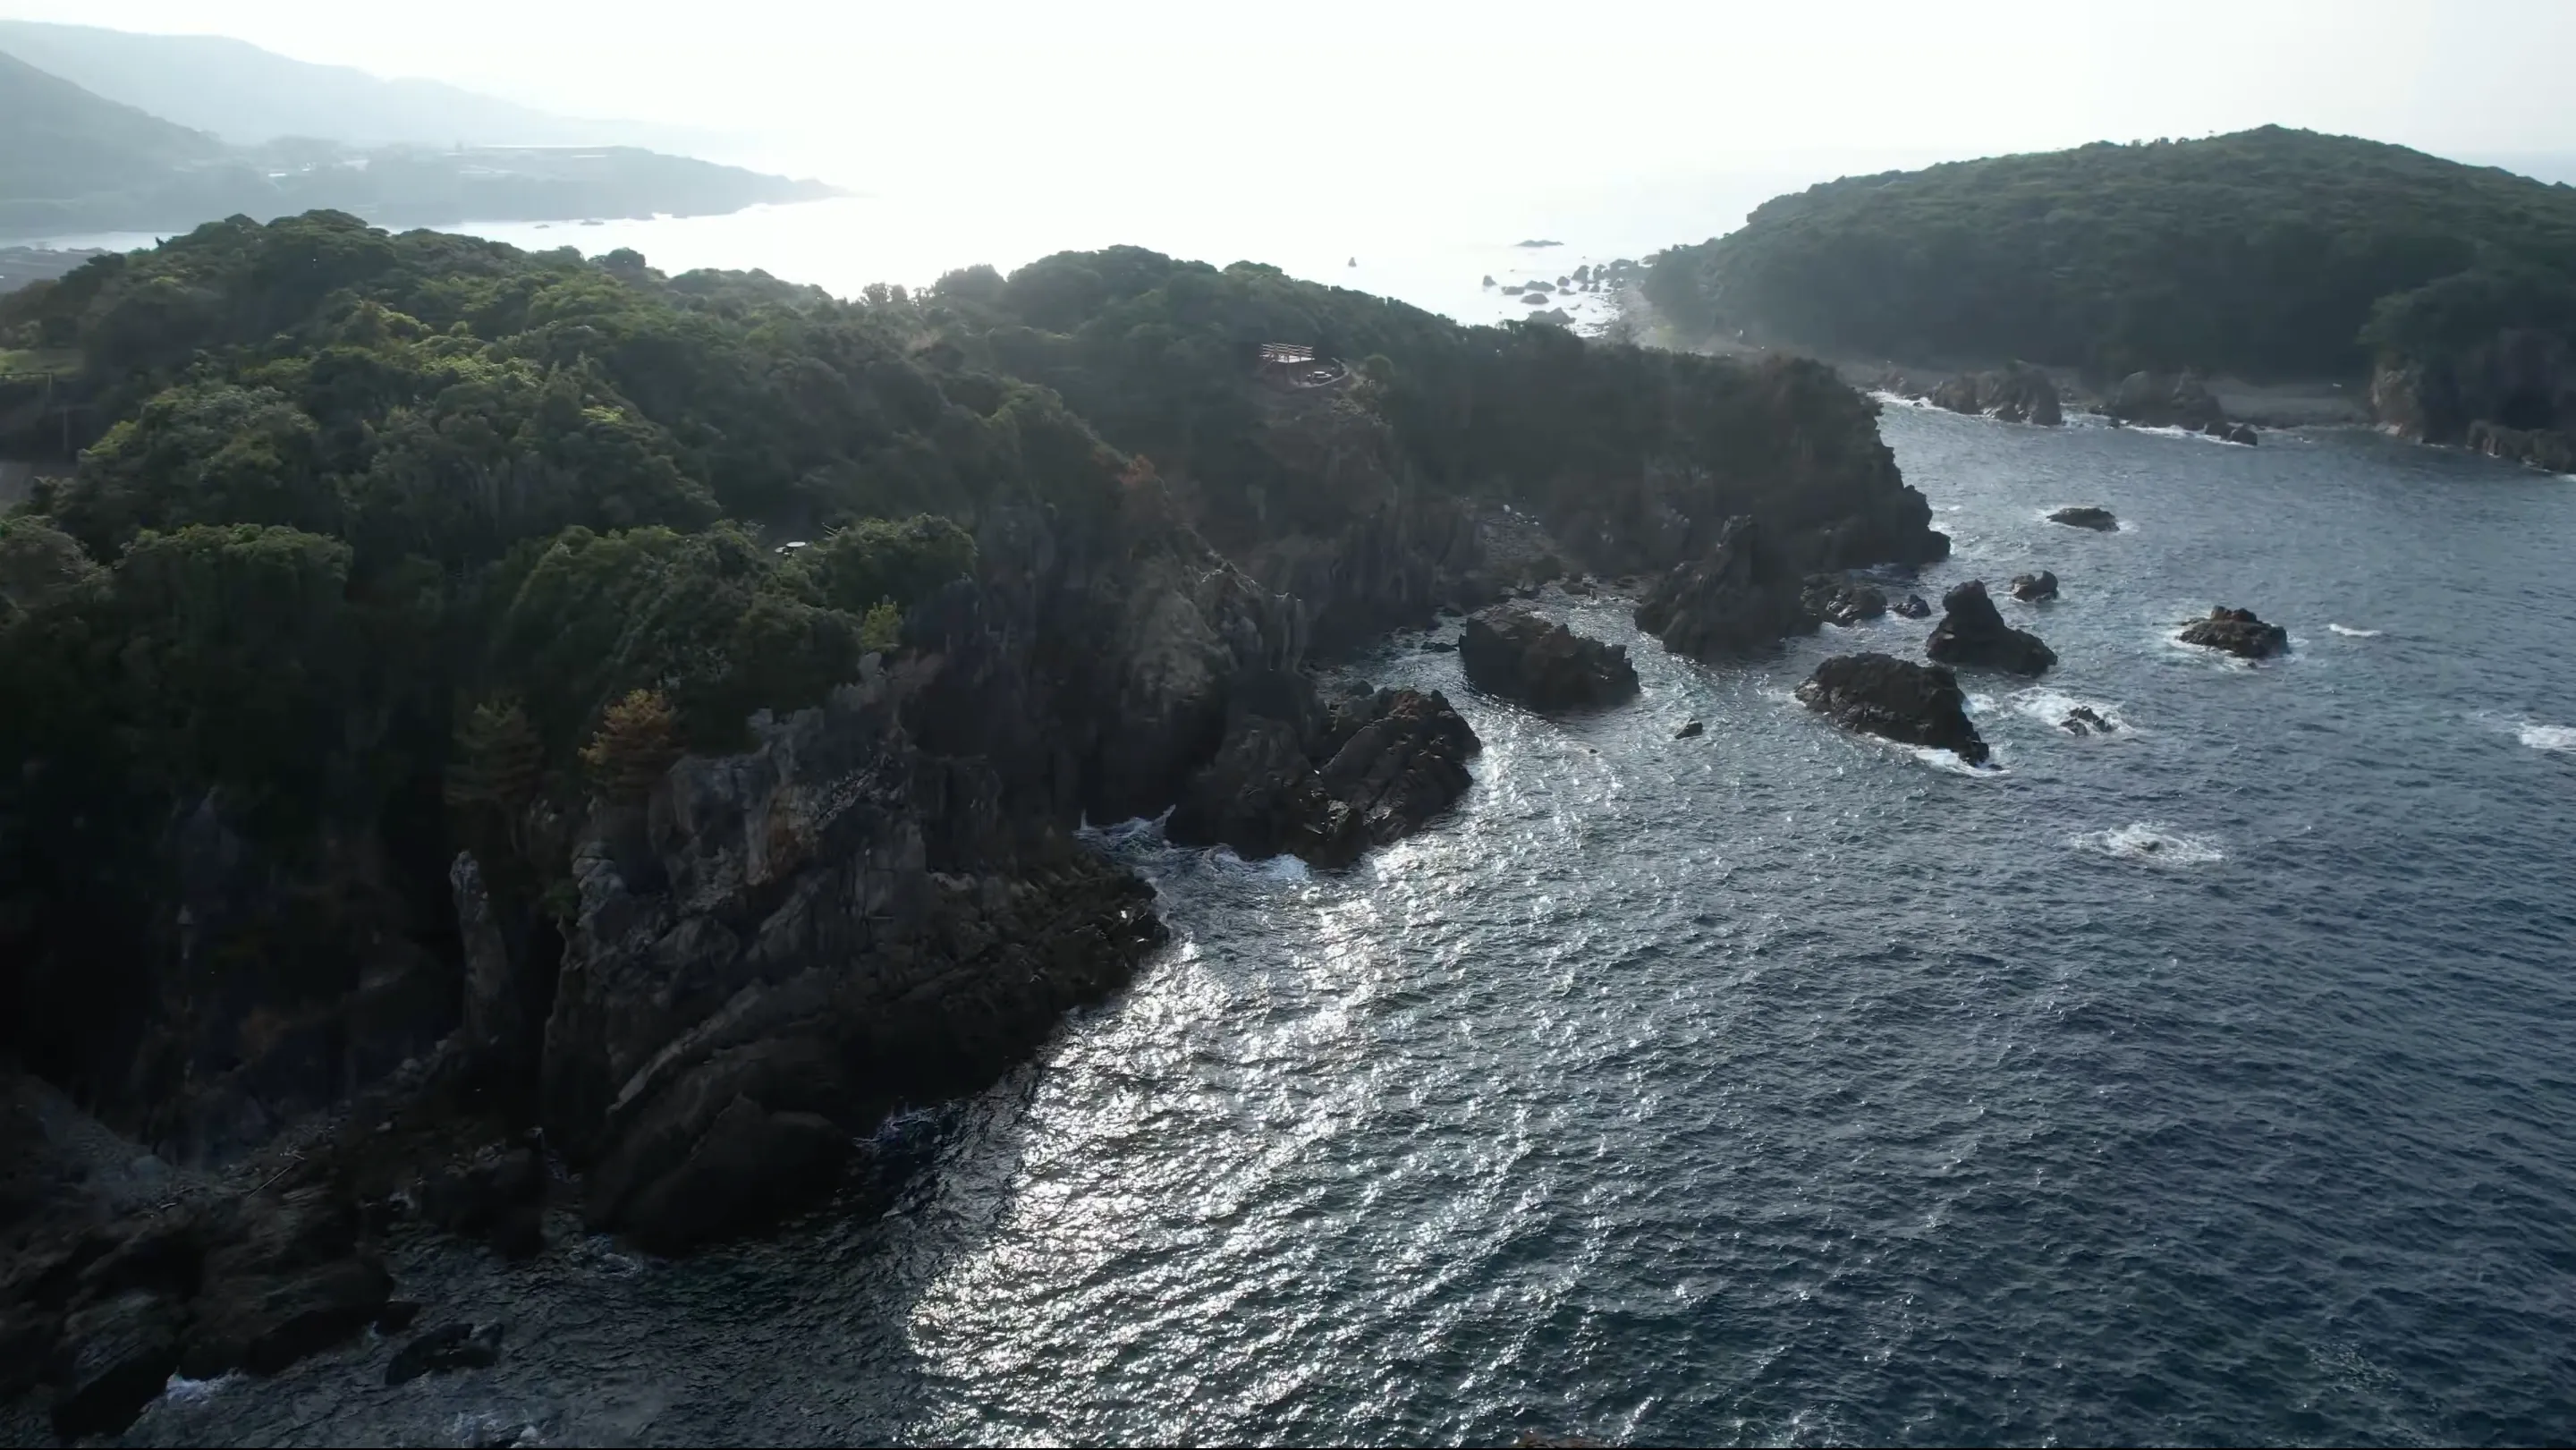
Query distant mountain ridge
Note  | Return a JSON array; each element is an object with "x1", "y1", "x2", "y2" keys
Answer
[
  {"x1": 0, "y1": 19, "x2": 650, "y2": 148},
  {"x1": 0, "y1": 41, "x2": 837, "y2": 246},
  {"x1": 0, "y1": 48, "x2": 220, "y2": 197}
]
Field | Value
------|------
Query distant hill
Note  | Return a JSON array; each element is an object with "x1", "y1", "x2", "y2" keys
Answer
[
  {"x1": 1643, "y1": 126, "x2": 2576, "y2": 382},
  {"x1": 0, "y1": 19, "x2": 627, "y2": 148},
  {"x1": 0, "y1": 48, "x2": 222, "y2": 197},
  {"x1": 0, "y1": 48, "x2": 838, "y2": 244}
]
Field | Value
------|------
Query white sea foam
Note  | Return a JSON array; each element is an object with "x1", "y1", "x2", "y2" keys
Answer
[
  {"x1": 2009, "y1": 688, "x2": 2135, "y2": 736},
  {"x1": 2327, "y1": 623, "x2": 2383, "y2": 638},
  {"x1": 158, "y1": 1372, "x2": 241, "y2": 1406},
  {"x1": 2521, "y1": 722, "x2": 2576, "y2": 754},
  {"x1": 2072, "y1": 823, "x2": 2224, "y2": 867},
  {"x1": 1906, "y1": 743, "x2": 2004, "y2": 776}
]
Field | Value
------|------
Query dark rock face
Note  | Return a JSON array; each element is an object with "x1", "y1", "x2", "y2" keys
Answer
[
  {"x1": 1675, "y1": 720, "x2": 1705, "y2": 739},
  {"x1": 1633, "y1": 516, "x2": 1818, "y2": 658},
  {"x1": 2468, "y1": 419, "x2": 2576, "y2": 472},
  {"x1": 1314, "y1": 689, "x2": 1481, "y2": 852},
  {"x1": 1801, "y1": 574, "x2": 1889, "y2": 626},
  {"x1": 1169, "y1": 674, "x2": 1479, "y2": 869},
  {"x1": 1930, "y1": 363, "x2": 2063, "y2": 425},
  {"x1": 2179, "y1": 606, "x2": 2290, "y2": 657},
  {"x1": 1927, "y1": 581, "x2": 2057, "y2": 675},
  {"x1": 540, "y1": 674, "x2": 1170, "y2": 1253},
  {"x1": 47, "y1": 1290, "x2": 183, "y2": 1441},
  {"x1": 386, "y1": 1321, "x2": 504, "y2": 1385},
  {"x1": 2219, "y1": 421, "x2": 2260, "y2": 445},
  {"x1": 419, "y1": 1145, "x2": 547, "y2": 1259},
  {"x1": 1459, "y1": 606, "x2": 1640, "y2": 709},
  {"x1": 2048, "y1": 505, "x2": 2119, "y2": 531},
  {"x1": 2009, "y1": 571, "x2": 2060, "y2": 601},
  {"x1": 1893, "y1": 593, "x2": 1932, "y2": 619},
  {"x1": 2370, "y1": 329, "x2": 2573, "y2": 471},
  {"x1": 2107, "y1": 371, "x2": 2227, "y2": 430},
  {"x1": 5, "y1": 1181, "x2": 396, "y2": 1438},
  {"x1": 1795, "y1": 654, "x2": 1989, "y2": 765}
]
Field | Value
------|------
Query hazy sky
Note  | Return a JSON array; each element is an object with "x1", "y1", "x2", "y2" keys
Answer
[{"x1": 6, "y1": 0, "x2": 2574, "y2": 191}]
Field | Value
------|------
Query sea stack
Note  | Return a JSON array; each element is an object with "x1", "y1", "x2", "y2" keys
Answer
[
  {"x1": 1459, "y1": 606, "x2": 1640, "y2": 709},
  {"x1": 1796, "y1": 654, "x2": 1989, "y2": 765},
  {"x1": 1926, "y1": 581, "x2": 2057, "y2": 675}
]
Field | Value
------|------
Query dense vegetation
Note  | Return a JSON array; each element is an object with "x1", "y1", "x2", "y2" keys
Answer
[
  {"x1": 0, "y1": 211, "x2": 1892, "y2": 1103},
  {"x1": 1643, "y1": 126, "x2": 2576, "y2": 379},
  {"x1": 0, "y1": 47, "x2": 833, "y2": 239}
]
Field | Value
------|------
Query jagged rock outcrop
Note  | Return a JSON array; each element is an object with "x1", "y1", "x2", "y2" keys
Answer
[
  {"x1": 6, "y1": 1183, "x2": 396, "y2": 1440},
  {"x1": 2048, "y1": 506, "x2": 2119, "y2": 531},
  {"x1": 538, "y1": 671, "x2": 1168, "y2": 1252},
  {"x1": 1796, "y1": 654, "x2": 1988, "y2": 765},
  {"x1": 1927, "y1": 581, "x2": 2057, "y2": 675},
  {"x1": 1801, "y1": 574, "x2": 1889, "y2": 626},
  {"x1": 1167, "y1": 672, "x2": 1479, "y2": 866},
  {"x1": 1930, "y1": 363, "x2": 2063, "y2": 425},
  {"x1": 2370, "y1": 330, "x2": 2573, "y2": 471},
  {"x1": 2010, "y1": 571, "x2": 2059, "y2": 601},
  {"x1": 2106, "y1": 371, "x2": 2228, "y2": 430},
  {"x1": 1632, "y1": 516, "x2": 1818, "y2": 658},
  {"x1": 1460, "y1": 605, "x2": 1640, "y2": 708},
  {"x1": 2179, "y1": 606, "x2": 2289, "y2": 657}
]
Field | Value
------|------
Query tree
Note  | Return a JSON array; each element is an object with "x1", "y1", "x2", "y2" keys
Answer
[{"x1": 580, "y1": 688, "x2": 682, "y2": 802}]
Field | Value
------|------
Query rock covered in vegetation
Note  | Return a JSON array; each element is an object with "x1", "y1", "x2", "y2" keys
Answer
[
  {"x1": 1632, "y1": 516, "x2": 1818, "y2": 657},
  {"x1": 1927, "y1": 581, "x2": 2057, "y2": 675},
  {"x1": 2048, "y1": 505, "x2": 2119, "y2": 531},
  {"x1": 1929, "y1": 363, "x2": 2063, "y2": 425},
  {"x1": 2178, "y1": 606, "x2": 2289, "y2": 657},
  {"x1": 1801, "y1": 573, "x2": 1889, "y2": 626},
  {"x1": 2009, "y1": 570, "x2": 2059, "y2": 601},
  {"x1": 1795, "y1": 654, "x2": 1988, "y2": 765},
  {"x1": 1459, "y1": 605, "x2": 1640, "y2": 709}
]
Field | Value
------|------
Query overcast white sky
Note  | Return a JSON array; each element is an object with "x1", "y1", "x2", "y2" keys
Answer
[{"x1": 6, "y1": 0, "x2": 2574, "y2": 191}]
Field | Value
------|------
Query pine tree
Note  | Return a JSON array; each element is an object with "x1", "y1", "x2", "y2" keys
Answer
[{"x1": 580, "y1": 688, "x2": 682, "y2": 801}]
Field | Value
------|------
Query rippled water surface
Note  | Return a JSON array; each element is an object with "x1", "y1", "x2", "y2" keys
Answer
[{"x1": 133, "y1": 411, "x2": 2576, "y2": 1447}]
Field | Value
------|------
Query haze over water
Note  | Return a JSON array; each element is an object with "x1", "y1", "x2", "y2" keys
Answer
[{"x1": 113, "y1": 405, "x2": 2576, "y2": 1448}]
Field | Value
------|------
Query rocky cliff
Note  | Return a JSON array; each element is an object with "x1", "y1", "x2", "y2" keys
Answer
[{"x1": 2371, "y1": 329, "x2": 2576, "y2": 472}]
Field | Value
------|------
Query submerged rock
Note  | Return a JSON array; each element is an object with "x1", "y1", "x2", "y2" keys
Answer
[
  {"x1": 1796, "y1": 654, "x2": 1989, "y2": 765},
  {"x1": 2009, "y1": 571, "x2": 2059, "y2": 601},
  {"x1": 2048, "y1": 506, "x2": 2119, "y2": 531},
  {"x1": 1893, "y1": 593, "x2": 1932, "y2": 619},
  {"x1": 2061, "y1": 706, "x2": 2117, "y2": 735},
  {"x1": 1801, "y1": 573, "x2": 1889, "y2": 626},
  {"x1": 386, "y1": 1321, "x2": 504, "y2": 1385},
  {"x1": 1675, "y1": 720, "x2": 1705, "y2": 739},
  {"x1": 1927, "y1": 581, "x2": 2057, "y2": 675},
  {"x1": 2179, "y1": 606, "x2": 2289, "y2": 658},
  {"x1": 1460, "y1": 605, "x2": 1640, "y2": 709}
]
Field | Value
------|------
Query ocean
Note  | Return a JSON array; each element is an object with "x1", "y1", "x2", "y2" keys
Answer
[{"x1": 104, "y1": 401, "x2": 2576, "y2": 1446}]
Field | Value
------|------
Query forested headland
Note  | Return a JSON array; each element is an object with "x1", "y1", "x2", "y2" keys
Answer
[
  {"x1": 1643, "y1": 127, "x2": 2576, "y2": 466},
  {"x1": 0, "y1": 212, "x2": 1941, "y2": 1420}
]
